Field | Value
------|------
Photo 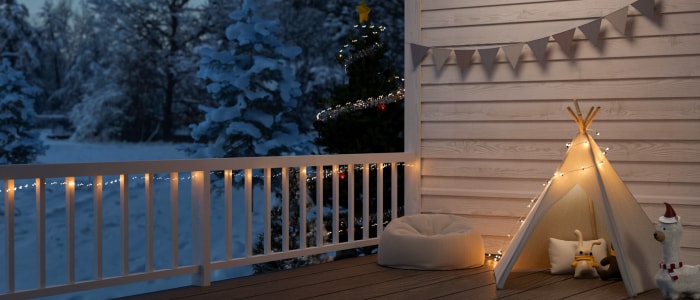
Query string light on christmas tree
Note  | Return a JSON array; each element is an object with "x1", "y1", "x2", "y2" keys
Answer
[
  {"x1": 337, "y1": 24, "x2": 387, "y2": 70},
  {"x1": 315, "y1": 84, "x2": 405, "y2": 122}
]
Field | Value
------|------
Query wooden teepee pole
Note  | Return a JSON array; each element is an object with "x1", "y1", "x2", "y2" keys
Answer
[
  {"x1": 567, "y1": 99, "x2": 585, "y2": 132},
  {"x1": 583, "y1": 106, "x2": 601, "y2": 130}
]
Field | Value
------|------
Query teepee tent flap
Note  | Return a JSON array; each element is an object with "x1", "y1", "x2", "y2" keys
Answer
[{"x1": 493, "y1": 101, "x2": 661, "y2": 297}]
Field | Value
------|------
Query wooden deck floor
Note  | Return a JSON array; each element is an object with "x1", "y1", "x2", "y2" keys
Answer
[{"x1": 123, "y1": 255, "x2": 664, "y2": 300}]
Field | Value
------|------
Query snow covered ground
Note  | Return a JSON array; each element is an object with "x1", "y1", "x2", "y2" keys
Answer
[{"x1": 2, "y1": 136, "x2": 261, "y2": 299}]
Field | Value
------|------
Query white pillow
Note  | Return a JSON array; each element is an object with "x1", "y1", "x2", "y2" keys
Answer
[{"x1": 548, "y1": 237, "x2": 607, "y2": 274}]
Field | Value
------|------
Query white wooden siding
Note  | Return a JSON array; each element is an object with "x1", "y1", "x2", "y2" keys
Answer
[{"x1": 405, "y1": 0, "x2": 700, "y2": 262}]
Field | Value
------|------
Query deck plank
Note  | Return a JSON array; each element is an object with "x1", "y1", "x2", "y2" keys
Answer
[
  {"x1": 314, "y1": 264, "x2": 493, "y2": 299},
  {"x1": 121, "y1": 255, "x2": 664, "y2": 300},
  {"x1": 498, "y1": 273, "x2": 618, "y2": 300}
]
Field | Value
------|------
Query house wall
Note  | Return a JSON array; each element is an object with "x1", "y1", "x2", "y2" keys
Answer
[{"x1": 404, "y1": 0, "x2": 700, "y2": 263}]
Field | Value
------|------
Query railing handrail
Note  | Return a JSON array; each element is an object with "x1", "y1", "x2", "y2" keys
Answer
[{"x1": 0, "y1": 152, "x2": 416, "y2": 179}]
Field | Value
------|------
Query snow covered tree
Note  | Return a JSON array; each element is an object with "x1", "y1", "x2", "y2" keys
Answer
[
  {"x1": 66, "y1": 3, "x2": 131, "y2": 141},
  {"x1": 69, "y1": 60, "x2": 129, "y2": 141},
  {"x1": 189, "y1": 0, "x2": 312, "y2": 158},
  {"x1": 67, "y1": 0, "x2": 208, "y2": 142},
  {"x1": 35, "y1": 0, "x2": 77, "y2": 113},
  {"x1": 0, "y1": 58, "x2": 46, "y2": 164},
  {"x1": 0, "y1": 0, "x2": 39, "y2": 72}
]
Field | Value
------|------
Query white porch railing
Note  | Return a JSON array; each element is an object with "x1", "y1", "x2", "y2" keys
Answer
[{"x1": 0, "y1": 152, "x2": 415, "y2": 299}]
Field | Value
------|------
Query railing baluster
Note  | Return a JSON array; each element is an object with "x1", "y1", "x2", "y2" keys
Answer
[
  {"x1": 377, "y1": 164, "x2": 384, "y2": 233},
  {"x1": 120, "y1": 174, "x2": 129, "y2": 275},
  {"x1": 299, "y1": 166, "x2": 307, "y2": 249},
  {"x1": 93, "y1": 176, "x2": 103, "y2": 279},
  {"x1": 145, "y1": 173, "x2": 154, "y2": 272},
  {"x1": 191, "y1": 171, "x2": 210, "y2": 286},
  {"x1": 244, "y1": 169, "x2": 252, "y2": 257},
  {"x1": 36, "y1": 178, "x2": 46, "y2": 287},
  {"x1": 348, "y1": 165, "x2": 355, "y2": 242},
  {"x1": 282, "y1": 167, "x2": 289, "y2": 251},
  {"x1": 391, "y1": 163, "x2": 397, "y2": 221},
  {"x1": 66, "y1": 177, "x2": 75, "y2": 283},
  {"x1": 224, "y1": 170, "x2": 232, "y2": 260},
  {"x1": 5, "y1": 180, "x2": 15, "y2": 292},
  {"x1": 264, "y1": 168, "x2": 271, "y2": 254},
  {"x1": 332, "y1": 165, "x2": 339, "y2": 244},
  {"x1": 169, "y1": 172, "x2": 178, "y2": 268},
  {"x1": 363, "y1": 164, "x2": 369, "y2": 239},
  {"x1": 316, "y1": 165, "x2": 323, "y2": 247}
]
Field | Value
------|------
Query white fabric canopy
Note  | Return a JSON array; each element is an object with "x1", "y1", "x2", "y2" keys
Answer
[{"x1": 493, "y1": 101, "x2": 661, "y2": 297}]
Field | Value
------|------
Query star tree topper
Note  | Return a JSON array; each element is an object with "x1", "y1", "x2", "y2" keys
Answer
[{"x1": 357, "y1": 0, "x2": 371, "y2": 23}]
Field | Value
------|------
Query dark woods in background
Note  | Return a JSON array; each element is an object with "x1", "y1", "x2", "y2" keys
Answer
[{"x1": 4, "y1": 0, "x2": 403, "y2": 143}]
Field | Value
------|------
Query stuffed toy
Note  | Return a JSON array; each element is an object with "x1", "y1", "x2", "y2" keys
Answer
[
  {"x1": 570, "y1": 229, "x2": 601, "y2": 278},
  {"x1": 654, "y1": 202, "x2": 700, "y2": 300},
  {"x1": 598, "y1": 245, "x2": 621, "y2": 281}
]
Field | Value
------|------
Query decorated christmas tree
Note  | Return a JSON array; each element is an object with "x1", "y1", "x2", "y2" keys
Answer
[
  {"x1": 314, "y1": 0, "x2": 404, "y2": 154},
  {"x1": 313, "y1": 0, "x2": 405, "y2": 257}
]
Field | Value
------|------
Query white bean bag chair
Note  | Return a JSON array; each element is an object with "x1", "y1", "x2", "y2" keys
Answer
[{"x1": 378, "y1": 214, "x2": 485, "y2": 270}]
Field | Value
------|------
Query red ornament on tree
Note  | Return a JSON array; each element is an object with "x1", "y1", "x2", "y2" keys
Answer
[
  {"x1": 339, "y1": 172, "x2": 346, "y2": 180},
  {"x1": 377, "y1": 103, "x2": 387, "y2": 113}
]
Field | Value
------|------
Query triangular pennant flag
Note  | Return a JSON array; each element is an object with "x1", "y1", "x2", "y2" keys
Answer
[
  {"x1": 552, "y1": 28, "x2": 576, "y2": 57},
  {"x1": 432, "y1": 48, "x2": 453, "y2": 71},
  {"x1": 631, "y1": 0, "x2": 655, "y2": 20},
  {"x1": 605, "y1": 7, "x2": 628, "y2": 35},
  {"x1": 503, "y1": 43, "x2": 524, "y2": 68},
  {"x1": 527, "y1": 37, "x2": 549, "y2": 62},
  {"x1": 454, "y1": 49, "x2": 475, "y2": 71},
  {"x1": 579, "y1": 18, "x2": 603, "y2": 47},
  {"x1": 478, "y1": 47, "x2": 500, "y2": 73},
  {"x1": 410, "y1": 43, "x2": 430, "y2": 68}
]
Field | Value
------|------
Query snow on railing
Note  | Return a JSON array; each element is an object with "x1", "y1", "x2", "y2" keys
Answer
[{"x1": 0, "y1": 153, "x2": 414, "y2": 299}]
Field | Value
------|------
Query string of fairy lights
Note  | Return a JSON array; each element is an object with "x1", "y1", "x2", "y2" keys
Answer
[
  {"x1": 3, "y1": 163, "x2": 407, "y2": 193},
  {"x1": 315, "y1": 85, "x2": 405, "y2": 122},
  {"x1": 337, "y1": 24, "x2": 386, "y2": 70},
  {"x1": 486, "y1": 129, "x2": 610, "y2": 262}
]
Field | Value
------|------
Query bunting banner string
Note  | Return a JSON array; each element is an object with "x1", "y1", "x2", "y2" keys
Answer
[{"x1": 409, "y1": 0, "x2": 657, "y2": 74}]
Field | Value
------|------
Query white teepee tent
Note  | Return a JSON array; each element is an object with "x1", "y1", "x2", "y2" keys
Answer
[{"x1": 493, "y1": 100, "x2": 661, "y2": 297}]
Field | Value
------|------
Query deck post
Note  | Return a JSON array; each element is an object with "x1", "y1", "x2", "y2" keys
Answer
[
  {"x1": 403, "y1": 0, "x2": 422, "y2": 215},
  {"x1": 191, "y1": 171, "x2": 211, "y2": 286}
]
